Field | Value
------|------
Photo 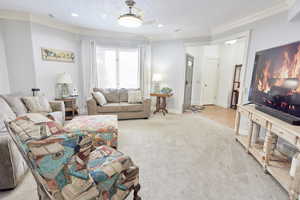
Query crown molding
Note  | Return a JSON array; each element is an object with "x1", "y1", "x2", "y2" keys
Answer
[
  {"x1": 211, "y1": 1, "x2": 291, "y2": 35},
  {"x1": 0, "y1": 10, "x2": 147, "y2": 42},
  {"x1": 0, "y1": 10, "x2": 30, "y2": 21}
]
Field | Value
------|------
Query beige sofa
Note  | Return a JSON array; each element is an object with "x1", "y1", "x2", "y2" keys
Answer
[
  {"x1": 87, "y1": 88, "x2": 151, "y2": 119},
  {"x1": 0, "y1": 93, "x2": 65, "y2": 190}
]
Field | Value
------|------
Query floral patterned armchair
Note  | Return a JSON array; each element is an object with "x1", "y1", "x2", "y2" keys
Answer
[{"x1": 5, "y1": 114, "x2": 141, "y2": 200}]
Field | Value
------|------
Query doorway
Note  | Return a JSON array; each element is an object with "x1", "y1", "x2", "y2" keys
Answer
[
  {"x1": 200, "y1": 58, "x2": 219, "y2": 105},
  {"x1": 183, "y1": 54, "x2": 194, "y2": 110}
]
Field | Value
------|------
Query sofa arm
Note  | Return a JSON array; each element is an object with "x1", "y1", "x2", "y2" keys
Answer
[
  {"x1": 0, "y1": 135, "x2": 28, "y2": 189},
  {"x1": 143, "y1": 98, "x2": 151, "y2": 117},
  {"x1": 87, "y1": 98, "x2": 98, "y2": 115},
  {"x1": 49, "y1": 101, "x2": 65, "y2": 120}
]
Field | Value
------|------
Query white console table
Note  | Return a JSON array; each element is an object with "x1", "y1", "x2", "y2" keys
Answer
[{"x1": 235, "y1": 104, "x2": 300, "y2": 200}]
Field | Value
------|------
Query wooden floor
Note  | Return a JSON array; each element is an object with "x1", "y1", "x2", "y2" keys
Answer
[{"x1": 198, "y1": 105, "x2": 236, "y2": 129}]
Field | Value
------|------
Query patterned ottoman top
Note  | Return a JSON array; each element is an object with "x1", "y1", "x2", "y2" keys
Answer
[{"x1": 64, "y1": 115, "x2": 118, "y2": 133}]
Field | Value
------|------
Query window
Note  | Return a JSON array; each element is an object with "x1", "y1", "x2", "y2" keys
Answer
[{"x1": 96, "y1": 47, "x2": 139, "y2": 89}]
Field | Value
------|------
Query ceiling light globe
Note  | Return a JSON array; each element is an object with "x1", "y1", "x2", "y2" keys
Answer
[{"x1": 118, "y1": 14, "x2": 143, "y2": 28}]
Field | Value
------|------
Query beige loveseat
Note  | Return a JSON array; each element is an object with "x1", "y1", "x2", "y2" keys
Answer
[
  {"x1": 0, "y1": 93, "x2": 65, "y2": 190},
  {"x1": 87, "y1": 88, "x2": 151, "y2": 119}
]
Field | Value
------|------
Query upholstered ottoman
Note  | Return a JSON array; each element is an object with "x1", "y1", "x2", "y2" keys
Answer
[
  {"x1": 64, "y1": 115, "x2": 118, "y2": 149},
  {"x1": 6, "y1": 114, "x2": 141, "y2": 200}
]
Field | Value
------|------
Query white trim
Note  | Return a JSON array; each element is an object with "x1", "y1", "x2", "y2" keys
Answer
[
  {"x1": 0, "y1": 10, "x2": 147, "y2": 41},
  {"x1": 211, "y1": 2, "x2": 290, "y2": 35},
  {"x1": 0, "y1": 0, "x2": 295, "y2": 41}
]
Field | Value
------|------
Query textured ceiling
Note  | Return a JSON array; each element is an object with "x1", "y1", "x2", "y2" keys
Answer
[{"x1": 0, "y1": 0, "x2": 284, "y2": 39}]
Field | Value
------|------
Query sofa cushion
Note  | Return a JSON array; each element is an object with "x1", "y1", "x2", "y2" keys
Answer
[
  {"x1": 0, "y1": 97, "x2": 16, "y2": 132},
  {"x1": 128, "y1": 90, "x2": 143, "y2": 104},
  {"x1": 1, "y1": 95, "x2": 28, "y2": 116},
  {"x1": 94, "y1": 88, "x2": 120, "y2": 103},
  {"x1": 98, "y1": 103, "x2": 143, "y2": 113},
  {"x1": 119, "y1": 88, "x2": 128, "y2": 102},
  {"x1": 22, "y1": 96, "x2": 52, "y2": 113},
  {"x1": 92, "y1": 92, "x2": 107, "y2": 106}
]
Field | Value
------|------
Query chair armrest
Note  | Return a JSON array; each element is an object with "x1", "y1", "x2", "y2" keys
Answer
[
  {"x1": 87, "y1": 98, "x2": 98, "y2": 115},
  {"x1": 49, "y1": 101, "x2": 65, "y2": 120}
]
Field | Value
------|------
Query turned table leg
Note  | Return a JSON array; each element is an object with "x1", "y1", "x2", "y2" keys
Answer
[
  {"x1": 290, "y1": 161, "x2": 300, "y2": 200},
  {"x1": 162, "y1": 97, "x2": 168, "y2": 115},
  {"x1": 154, "y1": 97, "x2": 161, "y2": 114},
  {"x1": 252, "y1": 123, "x2": 261, "y2": 145},
  {"x1": 263, "y1": 126, "x2": 276, "y2": 172},
  {"x1": 234, "y1": 111, "x2": 241, "y2": 136},
  {"x1": 247, "y1": 119, "x2": 254, "y2": 153}
]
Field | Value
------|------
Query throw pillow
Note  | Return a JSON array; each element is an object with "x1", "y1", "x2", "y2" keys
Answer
[
  {"x1": 22, "y1": 96, "x2": 52, "y2": 113},
  {"x1": 39, "y1": 96, "x2": 52, "y2": 113},
  {"x1": 92, "y1": 92, "x2": 107, "y2": 106},
  {"x1": 128, "y1": 90, "x2": 143, "y2": 104},
  {"x1": 2, "y1": 95, "x2": 28, "y2": 116}
]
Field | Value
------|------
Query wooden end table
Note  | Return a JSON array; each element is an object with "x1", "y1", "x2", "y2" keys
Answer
[
  {"x1": 55, "y1": 97, "x2": 78, "y2": 120},
  {"x1": 150, "y1": 93, "x2": 173, "y2": 115}
]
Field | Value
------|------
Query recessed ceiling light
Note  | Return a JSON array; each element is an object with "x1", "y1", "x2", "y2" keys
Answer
[
  {"x1": 101, "y1": 14, "x2": 107, "y2": 19},
  {"x1": 158, "y1": 24, "x2": 164, "y2": 28},
  {"x1": 71, "y1": 13, "x2": 79, "y2": 17}
]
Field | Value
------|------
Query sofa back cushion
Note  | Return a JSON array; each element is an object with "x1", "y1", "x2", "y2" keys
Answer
[
  {"x1": 1, "y1": 95, "x2": 28, "y2": 116},
  {"x1": 94, "y1": 88, "x2": 120, "y2": 103},
  {"x1": 128, "y1": 90, "x2": 143, "y2": 104},
  {"x1": 0, "y1": 97, "x2": 16, "y2": 132},
  {"x1": 119, "y1": 88, "x2": 128, "y2": 102},
  {"x1": 22, "y1": 96, "x2": 52, "y2": 113}
]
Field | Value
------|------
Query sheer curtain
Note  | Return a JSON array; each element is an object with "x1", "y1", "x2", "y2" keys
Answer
[
  {"x1": 139, "y1": 44, "x2": 152, "y2": 97},
  {"x1": 81, "y1": 40, "x2": 98, "y2": 112}
]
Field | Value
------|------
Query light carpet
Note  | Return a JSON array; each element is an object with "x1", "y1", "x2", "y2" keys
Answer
[{"x1": 0, "y1": 113, "x2": 288, "y2": 200}]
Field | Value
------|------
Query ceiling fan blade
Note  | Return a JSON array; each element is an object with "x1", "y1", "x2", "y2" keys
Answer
[{"x1": 143, "y1": 20, "x2": 157, "y2": 25}]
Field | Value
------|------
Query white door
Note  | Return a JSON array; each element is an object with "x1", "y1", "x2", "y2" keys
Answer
[{"x1": 201, "y1": 58, "x2": 219, "y2": 105}]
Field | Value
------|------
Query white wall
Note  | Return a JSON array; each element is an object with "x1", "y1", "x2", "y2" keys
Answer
[
  {"x1": 216, "y1": 40, "x2": 245, "y2": 108},
  {"x1": 1, "y1": 19, "x2": 36, "y2": 93},
  {"x1": 212, "y1": 11, "x2": 300, "y2": 132},
  {"x1": 31, "y1": 23, "x2": 80, "y2": 101},
  {"x1": 289, "y1": 0, "x2": 300, "y2": 21},
  {"x1": 0, "y1": 22, "x2": 10, "y2": 93},
  {"x1": 151, "y1": 40, "x2": 186, "y2": 113}
]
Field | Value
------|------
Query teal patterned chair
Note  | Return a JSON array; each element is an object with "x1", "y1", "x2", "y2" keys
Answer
[{"x1": 5, "y1": 114, "x2": 141, "y2": 200}]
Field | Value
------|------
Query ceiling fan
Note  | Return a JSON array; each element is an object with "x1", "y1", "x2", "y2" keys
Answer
[{"x1": 118, "y1": 0, "x2": 157, "y2": 28}]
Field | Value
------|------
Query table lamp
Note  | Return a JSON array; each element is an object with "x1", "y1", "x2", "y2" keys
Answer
[
  {"x1": 152, "y1": 73, "x2": 162, "y2": 93},
  {"x1": 57, "y1": 72, "x2": 72, "y2": 98}
]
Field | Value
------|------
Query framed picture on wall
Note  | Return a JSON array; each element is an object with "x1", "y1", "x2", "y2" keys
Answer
[{"x1": 41, "y1": 48, "x2": 75, "y2": 63}]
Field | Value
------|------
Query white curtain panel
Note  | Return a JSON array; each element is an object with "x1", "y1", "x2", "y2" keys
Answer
[
  {"x1": 139, "y1": 44, "x2": 152, "y2": 98},
  {"x1": 80, "y1": 40, "x2": 98, "y2": 112}
]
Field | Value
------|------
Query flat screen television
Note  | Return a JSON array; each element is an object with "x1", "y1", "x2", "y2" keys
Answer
[{"x1": 249, "y1": 41, "x2": 300, "y2": 125}]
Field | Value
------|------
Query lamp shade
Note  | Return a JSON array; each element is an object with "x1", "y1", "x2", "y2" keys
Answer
[
  {"x1": 152, "y1": 73, "x2": 162, "y2": 82},
  {"x1": 57, "y1": 72, "x2": 72, "y2": 84}
]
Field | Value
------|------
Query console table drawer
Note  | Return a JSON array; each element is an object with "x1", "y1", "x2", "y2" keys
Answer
[
  {"x1": 271, "y1": 125, "x2": 297, "y2": 145},
  {"x1": 252, "y1": 114, "x2": 267, "y2": 127}
]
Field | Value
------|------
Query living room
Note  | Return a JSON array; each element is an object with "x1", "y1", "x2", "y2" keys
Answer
[{"x1": 0, "y1": 0, "x2": 300, "y2": 200}]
